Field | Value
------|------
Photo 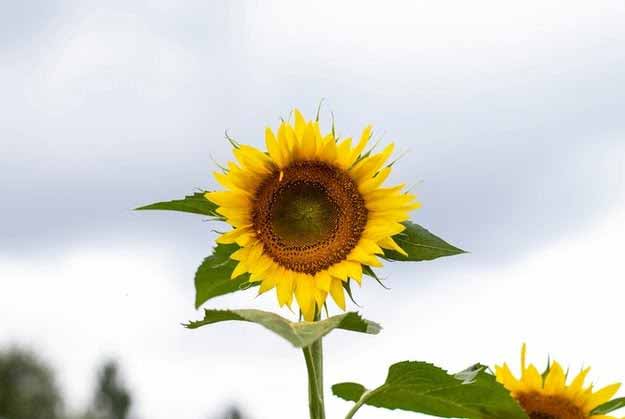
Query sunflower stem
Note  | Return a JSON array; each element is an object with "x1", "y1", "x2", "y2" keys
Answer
[
  {"x1": 343, "y1": 390, "x2": 373, "y2": 419},
  {"x1": 303, "y1": 320, "x2": 325, "y2": 419}
]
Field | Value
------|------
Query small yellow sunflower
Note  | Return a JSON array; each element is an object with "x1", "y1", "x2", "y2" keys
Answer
[
  {"x1": 496, "y1": 344, "x2": 623, "y2": 419},
  {"x1": 205, "y1": 108, "x2": 419, "y2": 321}
]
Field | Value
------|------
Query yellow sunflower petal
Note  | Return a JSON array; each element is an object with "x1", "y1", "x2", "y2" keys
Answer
[
  {"x1": 363, "y1": 221, "x2": 406, "y2": 241},
  {"x1": 329, "y1": 260, "x2": 363, "y2": 284},
  {"x1": 233, "y1": 145, "x2": 274, "y2": 175},
  {"x1": 336, "y1": 137, "x2": 353, "y2": 167},
  {"x1": 355, "y1": 238, "x2": 384, "y2": 255},
  {"x1": 315, "y1": 271, "x2": 332, "y2": 292},
  {"x1": 300, "y1": 122, "x2": 318, "y2": 159},
  {"x1": 231, "y1": 261, "x2": 248, "y2": 279},
  {"x1": 368, "y1": 209, "x2": 412, "y2": 223},
  {"x1": 215, "y1": 226, "x2": 253, "y2": 244},
  {"x1": 257, "y1": 264, "x2": 280, "y2": 293},
  {"x1": 319, "y1": 139, "x2": 337, "y2": 163},
  {"x1": 313, "y1": 122, "x2": 324, "y2": 154},
  {"x1": 265, "y1": 127, "x2": 284, "y2": 168},
  {"x1": 544, "y1": 361, "x2": 566, "y2": 394},
  {"x1": 214, "y1": 163, "x2": 260, "y2": 192},
  {"x1": 363, "y1": 184, "x2": 405, "y2": 201},
  {"x1": 522, "y1": 365, "x2": 543, "y2": 392},
  {"x1": 313, "y1": 289, "x2": 327, "y2": 309},
  {"x1": 216, "y1": 207, "x2": 251, "y2": 227},
  {"x1": 249, "y1": 255, "x2": 273, "y2": 281},
  {"x1": 230, "y1": 245, "x2": 250, "y2": 261},
  {"x1": 277, "y1": 122, "x2": 294, "y2": 166},
  {"x1": 205, "y1": 191, "x2": 251, "y2": 208},
  {"x1": 234, "y1": 231, "x2": 255, "y2": 246},
  {"x1": 328, "y1": 261, "x2": 350, "y2": 281},
  {"x1": 295, "y1": 274, "x2": 316, "y2": 321},
  {"x1": 293, "y1": 108, "x2": 307, "y2": 140},
  {"x1": 318, "y1": 133, "x2": 338, "y2": 163},
  {"x1": 247, "y1": 242, "x2": 264, "y2": 266},
  {"x1": 350, "y1": 143, "x2": 395, "y2": 183},
  {"x1": 378, "y1": 236, "x2": 408, "y2": 256},
  {"x1": 344, "y1": 124, "x2": 372, "y2": 168},
  {"x1": 346, "y1": 261, "x2": 363, "y2": 283},
  {"x1": 585, "y1": 383, "x2": 621, "y2": 412},
  {"x1": 358, "y1": 166, "x2": 392, "y2": 194},
  {"x1": 366, "y1": 193, "x2": 416, "y2": 212},
  {"x1": 495, "y1": 364, "x2": 521, "y2": 393},
  {"x1": 347, "y1": 247, "x2": 383, "y2": 267},
  {"x1": 567, "y1": 368, "x2": 591, "y2": 398},
  {"x1": 329, "y1": 278, "x2": 346, "y2": 310},
  {"x1": 258, "y1": 275, "x2": 278, "y2": 294},
  {"x1": 276, "y1": 271, "x2": 294, "y2": 307}
]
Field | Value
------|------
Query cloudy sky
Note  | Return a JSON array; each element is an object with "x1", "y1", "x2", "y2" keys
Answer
[{"x1": 1, "y1": 1, "x2": 624, "y2": 418}]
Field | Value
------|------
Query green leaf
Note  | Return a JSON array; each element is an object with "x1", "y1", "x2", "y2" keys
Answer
[
  {"x1": 333, "y1": 382, "x2": 367, "y2": 401},
  {"x1": 385, "y1": 221, "x2": 466, "y2": 262},
  {"x1": 194, "y1": 243, "x2": 251, "y2": 309},
  {"x1": 333, "y1": 362, "x2": 528, "y2": 419},
  {"x1": 185, "y1": 310, "x2": 381, "y2": 348},
  {"x1": 591, "y1": 397, "x2": 625, "y2": 416},
  {"x1": 135, "y1": 192, "x2": 220, "y2": 217}
]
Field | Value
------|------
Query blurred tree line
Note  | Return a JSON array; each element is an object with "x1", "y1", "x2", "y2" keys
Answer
[
  {"x1": 0, "y1": 347, "x2": 245, "y2": 419},
  {"x1": 0, "y1": 347, "x2": 131, "y2": 419}
]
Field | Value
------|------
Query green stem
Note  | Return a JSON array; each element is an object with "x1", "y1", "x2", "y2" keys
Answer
[
  {"x1": 303, "y1": 322, "x2": 325, "y2": 419},
  {"x1": 343, "y1": 390, "x2": 373, "y2": 419}
]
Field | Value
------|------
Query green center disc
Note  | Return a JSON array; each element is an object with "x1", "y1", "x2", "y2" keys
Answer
[{"x1": 270, "y1": 181, "x2": 339, "y2": 247}]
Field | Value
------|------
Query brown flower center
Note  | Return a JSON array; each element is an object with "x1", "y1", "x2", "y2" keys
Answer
[
  {"x1": 252, "y1": 161, "x2": 368, "y2": 274},
  {"x1": 516, "y1": 392, "x2": 586, "y2": 419}
]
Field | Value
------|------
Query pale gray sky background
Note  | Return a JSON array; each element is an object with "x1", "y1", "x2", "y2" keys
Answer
[{"x1": 1, "y1": 1, "x2": 624, "y2": 419}]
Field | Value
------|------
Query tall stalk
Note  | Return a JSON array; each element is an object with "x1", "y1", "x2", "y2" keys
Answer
[{"x1": 303, "y1": 316, "x2": 325, "y2": 419}]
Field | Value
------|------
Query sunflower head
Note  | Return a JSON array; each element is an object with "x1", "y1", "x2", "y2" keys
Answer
[
  {"x1": 206, "y1": 108, "x2": 420, "y2": 321},
  {"x1": 496, "y1": 344, "x2": 623, "y2": 419}
]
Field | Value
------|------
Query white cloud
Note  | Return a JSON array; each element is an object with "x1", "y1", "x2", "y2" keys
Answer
[{"x1": 1, "y1": 2, "x2": 624, "y2": 418}]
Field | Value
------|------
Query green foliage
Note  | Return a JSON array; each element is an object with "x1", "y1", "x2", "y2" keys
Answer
[
  {"x1": 333, "y1": 362, "x2": 528, "y2": 419},
  {"x1": 385, "y1": 221, "x2": 466, "y2": 262},
  {"x1": 0, "y1": 347, "x2": 63, "y2": 419},
  {"x1": 92, "y1": 361, "x2": 132, "y2": 419},
  {"x1": 591, "y1": 397, "x2": 625, "y2": 415},
  {"x1": 185, "y1": 310, "x2": 381, "y2": 348},
  {"x1": 135, "y1": 192, "x2": 220, "y2": 217},
  {"x1": 194, "y1": 243, "x2": 251, "y2": 309}
]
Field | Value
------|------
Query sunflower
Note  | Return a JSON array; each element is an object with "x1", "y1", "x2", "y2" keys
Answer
[
  {"x1": 496, "y1": 344, "x2": 623, "y2": 419},
  {"x1": 205, "y1": 109, "x2": 419, "y2": 321}
]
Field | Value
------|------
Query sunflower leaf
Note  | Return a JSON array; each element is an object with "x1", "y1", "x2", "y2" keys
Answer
[
  {"x1": 332, "y1": 362, "x2": 528, "y2": 419},
  {"x1": 385, "y1": 221, "x2": 466, "y2": 262},
  {"x1": 590, "y1": 397, "x2": 625, "y2": 415},
  {"x1": 184, "y1": 310, "x2": 381, "y2": 348},
  {"x1": 194, "y1": 243, "x2": 252, "y2": 309},
  {"x1": 135, "y1": 192, "x2": 219, "y2": 217}
]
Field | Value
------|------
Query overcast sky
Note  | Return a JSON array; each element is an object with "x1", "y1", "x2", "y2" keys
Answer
[{"x1": 1, "y1": 1, "x2": 625, "y2": 419}]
